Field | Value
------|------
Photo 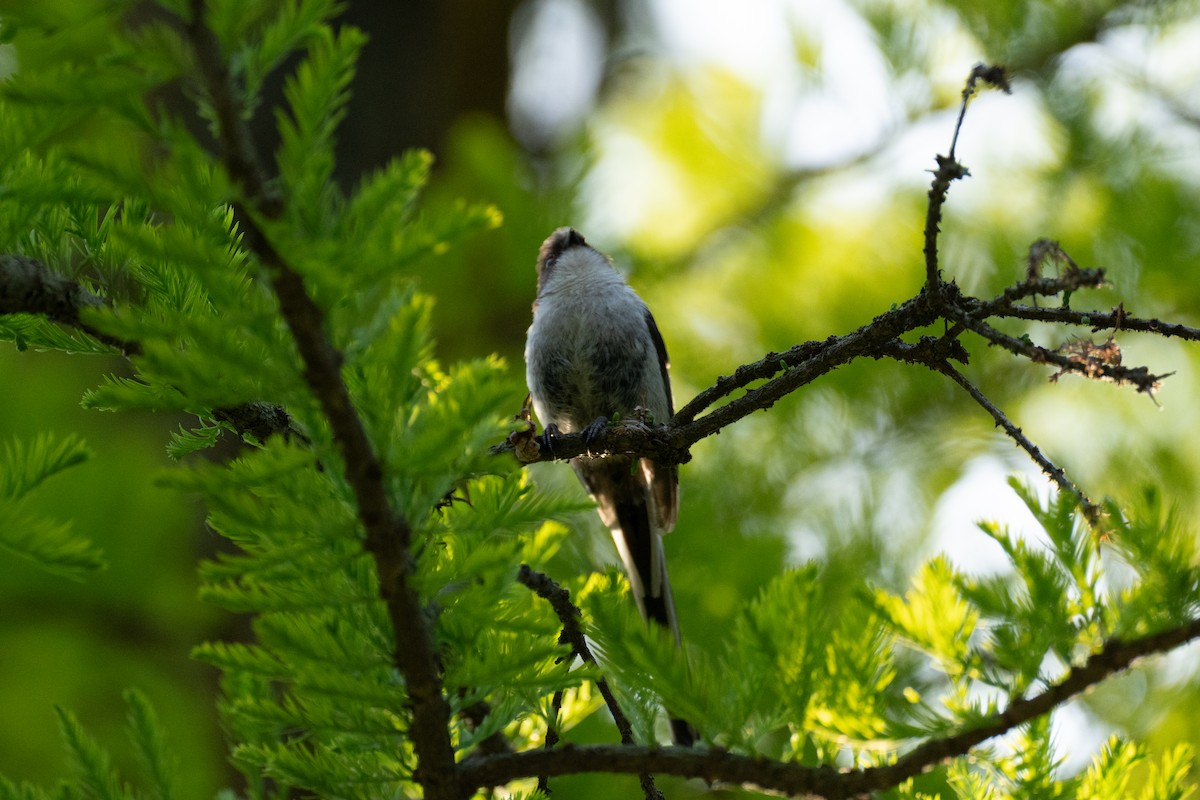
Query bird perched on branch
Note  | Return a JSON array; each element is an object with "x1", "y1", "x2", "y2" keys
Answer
[{"x1": 524, "y1": 227, "x2": 694, "y2": 746}]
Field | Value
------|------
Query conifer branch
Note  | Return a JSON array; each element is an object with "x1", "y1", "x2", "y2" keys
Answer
[
  {"x1": 0, "y1": 253, "x2": 305, "y2": 443},
  {"x1": 182, "y1": 3, "x2": 459, "y2": 798},
  {"x1": 460, "y1": 616, "x2": 1200, "y2": 797},
  {"x1": 518, "y1": 565, "x2": 664, "y2": 800},
  {"x1": 0, "y1": 253, "x2": 138, "y2": 355}
]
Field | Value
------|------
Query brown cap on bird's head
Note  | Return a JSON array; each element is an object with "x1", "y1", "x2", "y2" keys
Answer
[{"x1": 535, "y1": 227, "x2": 588, "y2": 293}]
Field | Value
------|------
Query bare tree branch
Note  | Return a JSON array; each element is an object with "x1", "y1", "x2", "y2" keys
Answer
[
  {"x1": 924, "y1": 64, "x2": 1011, "y2": 295},
  {"x1": 518, "y1": 565, "x2": 664, "y2": 800},
  {"x1": 937, "y1": 363, "x2": 1102, "y2": 525},
  {"x1": 990, "y1": 303, "x2": 1200, "y2": 341},
  {"x1": 948, "y1": 310, "x2": 1165, "y2": 394},
  {"x1": 459, "y1": 616, "x2": 1200, "y2": 798}
]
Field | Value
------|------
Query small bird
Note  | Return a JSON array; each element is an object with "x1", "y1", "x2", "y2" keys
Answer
[{"x1": 524, "y1": 227, "x2": 694, "y2": 745}]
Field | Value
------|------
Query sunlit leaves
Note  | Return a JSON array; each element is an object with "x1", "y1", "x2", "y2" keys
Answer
[
  {"x1": 582, "y1": 563, "x2": 897, "y2": 757},
  {"x1": 275, "y1": 24, "x2": 365, "y2": 227},
  {"x1": 870, "y1": 482, "x2": 1200, "y2": 791},
  {"x1": 875, "y1": 556, "x2": 978, "y2": 683},
  {"x1": 1105, "y1": 489, "x2": 1200, "y2": 636},
  {"x1": 918, "y1": 732, "x2": 1198, "y2": 800}
]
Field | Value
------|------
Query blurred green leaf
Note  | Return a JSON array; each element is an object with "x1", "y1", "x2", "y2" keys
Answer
[{"x1": 0, "y1": 433, "x2": 104, "y2": 577}]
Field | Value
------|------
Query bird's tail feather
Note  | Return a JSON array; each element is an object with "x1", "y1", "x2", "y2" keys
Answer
[{"x1": 610, "y1": 499, "x2": 696, "y2": 746}]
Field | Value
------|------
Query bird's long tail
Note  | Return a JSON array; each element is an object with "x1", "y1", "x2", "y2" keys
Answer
[{"x1": 610, "y1": 497, "x2": 697, "y2": 747}]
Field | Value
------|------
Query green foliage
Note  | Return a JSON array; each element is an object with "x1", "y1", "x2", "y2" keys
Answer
[
  {"x1": 124, "y1": 689, "x2": 179, "y2": 800},
  {"x1": 0, "y1": 0, "x2": 552, "y2": 795},
  {"x1": 896, "y1": 732, "x2": 1198, "y2": 800},
  {"x1": 0, "y1": 690, "x2": 179, "y2": 800},
  {"x1": 1, "y1": 0, "x2": 1199, "y2": 798},
  {"x1": 874, "y1": 483, "x2": 1200, "y2": 795},
  {"x1": 1106, "y1": 488, "x2": 1200, "y2": 636},
  {"x1": 0, "y1": 433, "x2": 104, "y2": 577},
  {"x1": 275, "y1": 24, "x2": 364, "y2": 226}
]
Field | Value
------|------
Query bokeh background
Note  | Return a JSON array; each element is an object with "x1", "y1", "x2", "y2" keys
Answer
[{"x1": 3, "y1": 0, "x2": 1200, "y2": 797}]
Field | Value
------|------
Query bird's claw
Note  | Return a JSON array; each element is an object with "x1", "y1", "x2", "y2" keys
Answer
[
  {"x1": 582, "y1": 416, "x2": 609, "y2": 456},
  {"x1": 540, "y1": 423, "x2": 561, "y2": 460}
]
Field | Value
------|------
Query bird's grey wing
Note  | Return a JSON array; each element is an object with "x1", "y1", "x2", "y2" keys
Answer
[
  {"x1": 644, "y1": 307, "x2": 673, "y2": 415},
  {"x1": 642, "y1": 307, "x2": 678, "y2": 532}
]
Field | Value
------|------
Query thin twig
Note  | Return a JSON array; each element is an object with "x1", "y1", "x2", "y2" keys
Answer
[
  {"x1": 516, "y1": 567, "x2": 637, "y2": 744},
  {"x1": 540, "y1": 688, "x2": 565, "y2": 795},
  {"x1": 951, "y1": 311, "x2": 1165, "y2": 394},
  {"x1": 937, "y1": 363, "x2": 1103, "y2": 527},
  {"x1": 951, "y1": 65, "x2": 1012, "y2": 159},
  {"x1": 997, "y1": 269, "x2": 1107, "y2": 306},
  {"x1": 923, "y1": 154, "x2": 969, "y2": 294},
  {"x1": 518, "y1": 565, "x2": 664, "y2": 800},
  {"x1": 925, "y1": 64, "x2": 1012, "y2": 298},
  {"x1": 987, "y1": 304, "x2": 1200, "y2": 341}
]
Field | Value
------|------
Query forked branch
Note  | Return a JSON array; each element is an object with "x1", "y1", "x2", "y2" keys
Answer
[{"x1": 502, "y1": 66, "x2": 1179, "y2": 538}]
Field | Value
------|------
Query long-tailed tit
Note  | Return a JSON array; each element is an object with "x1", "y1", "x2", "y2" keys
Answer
[{"x1": 524, "y1": 227, "x2": 694, "y2": 745}]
